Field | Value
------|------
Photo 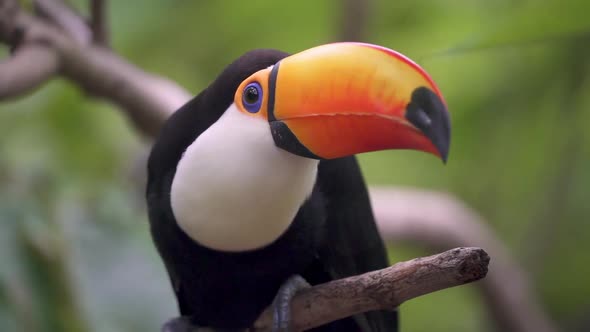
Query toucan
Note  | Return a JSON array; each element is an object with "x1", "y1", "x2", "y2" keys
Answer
[{"x1": 146, "y1": 42, "x2": 450, "y2": 332}]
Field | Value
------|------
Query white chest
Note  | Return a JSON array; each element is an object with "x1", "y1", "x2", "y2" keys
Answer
[{"x1": 170, "y1": 105, "x2": 319, "y2": 252}]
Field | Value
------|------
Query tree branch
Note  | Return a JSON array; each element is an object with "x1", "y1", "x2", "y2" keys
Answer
[
  {"x1": 248, "y1": 247, "x2": 488, "y2": 332},
  {"x1": 0, "y1": 0, "x2": 18, "y2": 43},
  {"x1": 338, "y1": 0, "x2": 371, "y2": 42},
  {"x1": 59, "y1": 45, "x2": 189, "y2": 137},
  {"x1": 0, "y1": 43, "x2": 58, "y2": 98},
  {"x1": 90, "y1": 0, "x2": 108, "y2": 46},
  {"x1": 0, "y1": 3, "x2": 190, "y2": 136},
  {"x1": 33, "y1": 0, "x2": 91, "y2": 44},
  {"x1": 370, "y1": 187, "x2": 559, "y2": 332}
]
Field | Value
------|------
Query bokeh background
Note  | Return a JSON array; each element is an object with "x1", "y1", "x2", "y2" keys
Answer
[{"x1": 1, "y1": 1, "x2": 589, "y2": 331}]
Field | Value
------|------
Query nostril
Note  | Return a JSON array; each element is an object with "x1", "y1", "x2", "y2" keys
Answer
[
  {"x1": 404, "y1": 86, "x2": 451, "y2": 163},
  {"x1": 406, "y1": 107, "x2": 432, "y2": 131}
]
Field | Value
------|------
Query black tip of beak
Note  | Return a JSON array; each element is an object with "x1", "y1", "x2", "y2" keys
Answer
[{"x1": 405, "y1": 87, "x2": 451, "y2": 163}]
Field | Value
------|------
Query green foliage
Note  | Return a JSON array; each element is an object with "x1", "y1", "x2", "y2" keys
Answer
[{"x1": 1, "y1": 0, "x2": 589, "y2": 331}]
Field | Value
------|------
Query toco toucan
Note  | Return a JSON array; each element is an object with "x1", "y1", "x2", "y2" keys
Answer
[{"x1": 146, "y1": 42, "x2": 450, "y2": 332}]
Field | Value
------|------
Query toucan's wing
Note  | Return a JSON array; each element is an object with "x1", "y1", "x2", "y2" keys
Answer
[{"x1": 311, "y1": 156, "x2": 398, "y2": 332}]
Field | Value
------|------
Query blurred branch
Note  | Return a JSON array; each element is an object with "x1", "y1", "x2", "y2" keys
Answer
[
  {"x1": 338, "y1": 0, "x2": 371, "y2": 41},
  {"x1": 0, "y1": 43, "x2": 59, "y2": 98},
  {"x1": 370, "y1": 187, "x2": 560, "y2": 332},
  {"x1": 90, "y1": 0, "x2": 108, "y2": 46},
  {"x1": 0, "y1": 0, "x2": 18, "y2": 42},
  {"x1": 249, "y1": 247, "x2": 488, "y2": 332},
  {"x1": 33, "y1": 0, "x2": 91, "y2": 44},
  {"x1": 60, "y1": 44, "x2": 189, "y2": 137},
  {"x1": 0, "y1": 0, "x2": 189, "y2": 136}
]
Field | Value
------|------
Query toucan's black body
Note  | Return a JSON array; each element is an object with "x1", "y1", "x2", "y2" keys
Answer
[{"x1": 147, "y1": 50, "x2": 398, "y2": 331}]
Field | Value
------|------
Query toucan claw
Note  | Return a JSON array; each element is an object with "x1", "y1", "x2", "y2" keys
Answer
[{"x1": 271, "y1": 275, "x2": 311, "y2": 332}]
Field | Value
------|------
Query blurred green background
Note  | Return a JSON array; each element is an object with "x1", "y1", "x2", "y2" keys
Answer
[{"x1": 1, "y1": 0, "x2": 589, "y2": 331}]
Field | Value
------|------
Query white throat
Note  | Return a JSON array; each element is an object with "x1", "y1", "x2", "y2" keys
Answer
[{"x1": 170, "y1": 104, "x2": 319, "y2": 252}]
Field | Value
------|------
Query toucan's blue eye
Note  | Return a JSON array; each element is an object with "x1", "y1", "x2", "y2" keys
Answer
[{"x1": 242, "y1": 82, "x2": 262, "y2": 113}]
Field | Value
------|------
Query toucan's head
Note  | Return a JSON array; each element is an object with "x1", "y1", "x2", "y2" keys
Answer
[
  {"x1": 161, "y1": 42, "x2": 451, "y2": 252},
  {"x1": 228, "y1": 42, "x2": 450, "y2": 162}
]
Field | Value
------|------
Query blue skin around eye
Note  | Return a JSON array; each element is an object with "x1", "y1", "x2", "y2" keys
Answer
[{"x1": 242, "y1": 82, "x2": 263, "y2": 113}]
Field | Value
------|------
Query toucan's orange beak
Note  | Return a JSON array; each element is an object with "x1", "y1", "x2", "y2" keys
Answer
[{"x1": 267, "y1": 42, "x2": 451, "y2": 162}]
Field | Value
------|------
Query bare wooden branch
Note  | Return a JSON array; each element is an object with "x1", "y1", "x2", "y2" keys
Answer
[
  {"x1": 0, "y1": 43, "x2": 59, "y2": 98},
  {"x1": 248, "y1": 247, "x2": 488, "y2": 332},
  {"x1": 33, "y1": 0, "x2": 91, "y2": 44},
  {"x1": 0, "y1": 0, "x2": 19, "y2": 43},
  {"x1": 370, "y1": 187, "x2": 560, "y2": 332},
  {"x1": 90, "y1": 0, "x2": 108, "y2": 46},
  {"x1": 59, "y1": 45, "x2": 189, "y2": 136},
  {"x1": 0, "y1": 5, "x2": 189, "y2": 136}
]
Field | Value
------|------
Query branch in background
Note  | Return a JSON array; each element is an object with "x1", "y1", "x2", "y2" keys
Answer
[
  {"x1": 370, "y1": 187, "x2": 560, "y2": 332},
  {"x1": 0, "y1": 44, "x2": 59, "y2": 99},
  {"x1": 34, "y1": 0, "x2": 91, "y2": 44},
  {"x1": 249, "y1": 247, "x2": 488, "y2": 332},
  {"x1": 338, "y1": 0, "x2": 371, "y2": 41},
  {"x1": 0, "y1": 0, "x2": 18, "y2": 42},
  {"x1": 60, "y1": 45, "x2": 189, "y2": 137},
  {"x1": 0, "y1": 1, "x2": 189, "y2": 136},
  {"x1": 90, "y1": 0, "x2": 108, "y2": 46}
]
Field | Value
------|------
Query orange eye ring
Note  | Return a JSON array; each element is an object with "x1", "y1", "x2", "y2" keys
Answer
[{"x1": 234, "y1": 67, "x2": 272, "y2": 120}]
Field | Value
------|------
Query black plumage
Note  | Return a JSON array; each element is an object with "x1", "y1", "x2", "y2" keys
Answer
[{"x1": 146, "y1": 50, "x2": 397, "y2": 331}]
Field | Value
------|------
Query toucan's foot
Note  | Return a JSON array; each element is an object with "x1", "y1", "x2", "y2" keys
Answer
[{"x1": 271, "y1": 275, "x2": 311, "y2": 332}]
